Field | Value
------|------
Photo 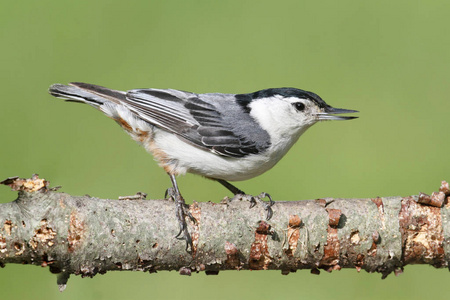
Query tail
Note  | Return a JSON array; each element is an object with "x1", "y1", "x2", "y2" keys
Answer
[
  {"x1": 48, "y1": 82, "x2": 126, "y2": 108},
  {"x1": 48, "y1": 82, "x2": 151, "y2": 136}
]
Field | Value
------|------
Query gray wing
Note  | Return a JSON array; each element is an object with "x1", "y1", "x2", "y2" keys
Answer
[{"x1": 124, "y1": 89, "x2": 271, "y2": 158}]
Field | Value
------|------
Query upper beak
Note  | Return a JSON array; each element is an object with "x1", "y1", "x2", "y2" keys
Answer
[{"x1": 316, "y1": 107, "x2": 359, "y2": 121}]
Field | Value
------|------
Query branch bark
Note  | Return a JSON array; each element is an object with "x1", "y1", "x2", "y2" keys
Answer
[{"x1": 1, "y1": 176, "x2": 449, "y2": 291}]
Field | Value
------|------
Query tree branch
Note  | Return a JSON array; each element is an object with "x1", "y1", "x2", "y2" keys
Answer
[{"x1": 1, "y1": 175, "x2": 449, "y2": 291}]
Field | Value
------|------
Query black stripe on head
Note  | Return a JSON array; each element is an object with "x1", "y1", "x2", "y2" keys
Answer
[
  {"x1": 236, "y1": 87, "x2": 328, "y2": 113},
  {"x1": 234, "y1": 93, "x2": 253, "y2": 113}
]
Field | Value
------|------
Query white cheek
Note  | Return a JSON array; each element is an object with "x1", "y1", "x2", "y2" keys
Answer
[
  {"x1": 248, "y1": 97, "x2": 305, "y2": 140},
  {"x1": 248, "y1": 97, "x2": 314, "y2": 163}
]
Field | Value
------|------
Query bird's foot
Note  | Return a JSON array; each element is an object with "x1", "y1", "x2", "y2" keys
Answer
[
  {"x1": 252, "y1": 192, "x2": 275, "y2": 220},
  {"x1": 165, "y1": 187, "x2": 196, "y2": 251},
  {"x1": 231, "y1": 192, "x2": 275, "y2": 220},
  {"x1": 174, "y1": 196, "x2": 197, "y2": 252}
]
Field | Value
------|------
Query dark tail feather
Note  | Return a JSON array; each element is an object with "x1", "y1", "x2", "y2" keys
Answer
[{"x1": 48, "y1": 83, "x2": 127, "y2": 108}]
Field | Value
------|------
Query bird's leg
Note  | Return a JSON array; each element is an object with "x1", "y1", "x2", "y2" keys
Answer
[
  {"x1": 216, "y1": 179, "x2": 245, "y2": 195},
  {"x1": 216, "y1": 179, "x2": 274, "y2": 220},
  {"x1": 168, "y1": 173, "x2": 195, "y2": 251}
]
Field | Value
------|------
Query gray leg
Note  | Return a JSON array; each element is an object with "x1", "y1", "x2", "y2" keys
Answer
[
  {"x1": 168, "y1": 173, "x2": 194, "y2": 251},
  {"x1": 216, "y1": 179, "x2": 245, "y2": 195}
]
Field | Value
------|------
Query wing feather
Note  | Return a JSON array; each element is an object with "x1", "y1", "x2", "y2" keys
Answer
[
  {"x1": 63, "y1": 85, "x2": 271, "y2": 158},
  {"x1": 57, "y1": 83, "x2": 271, "y2": 157},
  {"x1": 124, "y1": 89, "x2": 271, "y2": 157}
]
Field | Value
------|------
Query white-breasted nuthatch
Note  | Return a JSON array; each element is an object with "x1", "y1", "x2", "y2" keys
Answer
[{"x1": 49, "y1": 82, "x2": 358, "y2": 249}]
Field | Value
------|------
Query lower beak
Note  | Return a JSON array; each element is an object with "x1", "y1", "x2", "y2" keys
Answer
[{"x1": 317, "y1": 107, "x2": 359, "y2": 121}]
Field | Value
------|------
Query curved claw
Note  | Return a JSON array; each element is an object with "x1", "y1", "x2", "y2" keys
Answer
[
  {"x1": 257, "y1": 192, "x2": 275, "y2": 221},
  {"x1": 265, "y1": 205, "x2": 273, "y2": 220},
  {"x1": 175, "y1": 224, "x2": 192, "y2": 251},
  {"x1": 249, "y1": 197, "x2": 257, "y2": 209},
  {"x1": 174, "y1": 201, "x2": 194, "y2": 251},
  {"x1": 175, "y1": 225, "x2": 184, "y2": 239},
  {"x1": 186, "y1": 210, "x2": 197, "y2": 224},
  {"x1": 165, "y1": 187, "x2": 176, "y2": 200}
]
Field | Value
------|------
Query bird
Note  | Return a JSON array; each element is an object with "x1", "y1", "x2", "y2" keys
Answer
[{"x1": 48, "y1": 82, "x2": 358, "y2": 250}]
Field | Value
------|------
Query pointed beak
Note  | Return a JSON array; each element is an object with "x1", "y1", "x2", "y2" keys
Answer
[{"x1": 316, "y1": 107, "x2": 359, "y2": 121}]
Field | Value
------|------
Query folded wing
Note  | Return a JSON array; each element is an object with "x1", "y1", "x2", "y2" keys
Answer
[{"x1": 70, "y1": 83, "x2": 270, "y2": 158}]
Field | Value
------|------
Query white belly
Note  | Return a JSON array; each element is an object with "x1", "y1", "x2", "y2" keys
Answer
[{"x1": 149, "y1": 127, "x2": 303, "y2": 181}]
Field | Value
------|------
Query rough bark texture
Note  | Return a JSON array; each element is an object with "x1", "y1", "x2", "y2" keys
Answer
[{"x1": 1, "y1": 176, "x2": 449, "y2": 290}]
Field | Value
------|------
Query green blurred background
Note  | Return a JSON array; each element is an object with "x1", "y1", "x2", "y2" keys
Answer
[{"x1": 1, "y1": 0, "x2": 449, "y2": 299}]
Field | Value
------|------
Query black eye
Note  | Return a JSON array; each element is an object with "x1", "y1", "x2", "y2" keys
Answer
[{"x1": 293, "y1": 102, "x2": 305, "y2": 111}]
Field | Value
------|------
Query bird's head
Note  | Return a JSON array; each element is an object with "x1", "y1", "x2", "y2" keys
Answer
[{"x1": 237, "y1": 88, "x2": 358, "y2": 139}]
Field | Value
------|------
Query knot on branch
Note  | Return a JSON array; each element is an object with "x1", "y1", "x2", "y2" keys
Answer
[{"x1": 1, "y1": 174, "x2": 49, "y2": 193}]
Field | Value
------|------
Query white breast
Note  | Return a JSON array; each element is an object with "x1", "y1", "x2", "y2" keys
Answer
[{"x1": 150, "y1": 126, "x2": 307, "y2": 181}]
